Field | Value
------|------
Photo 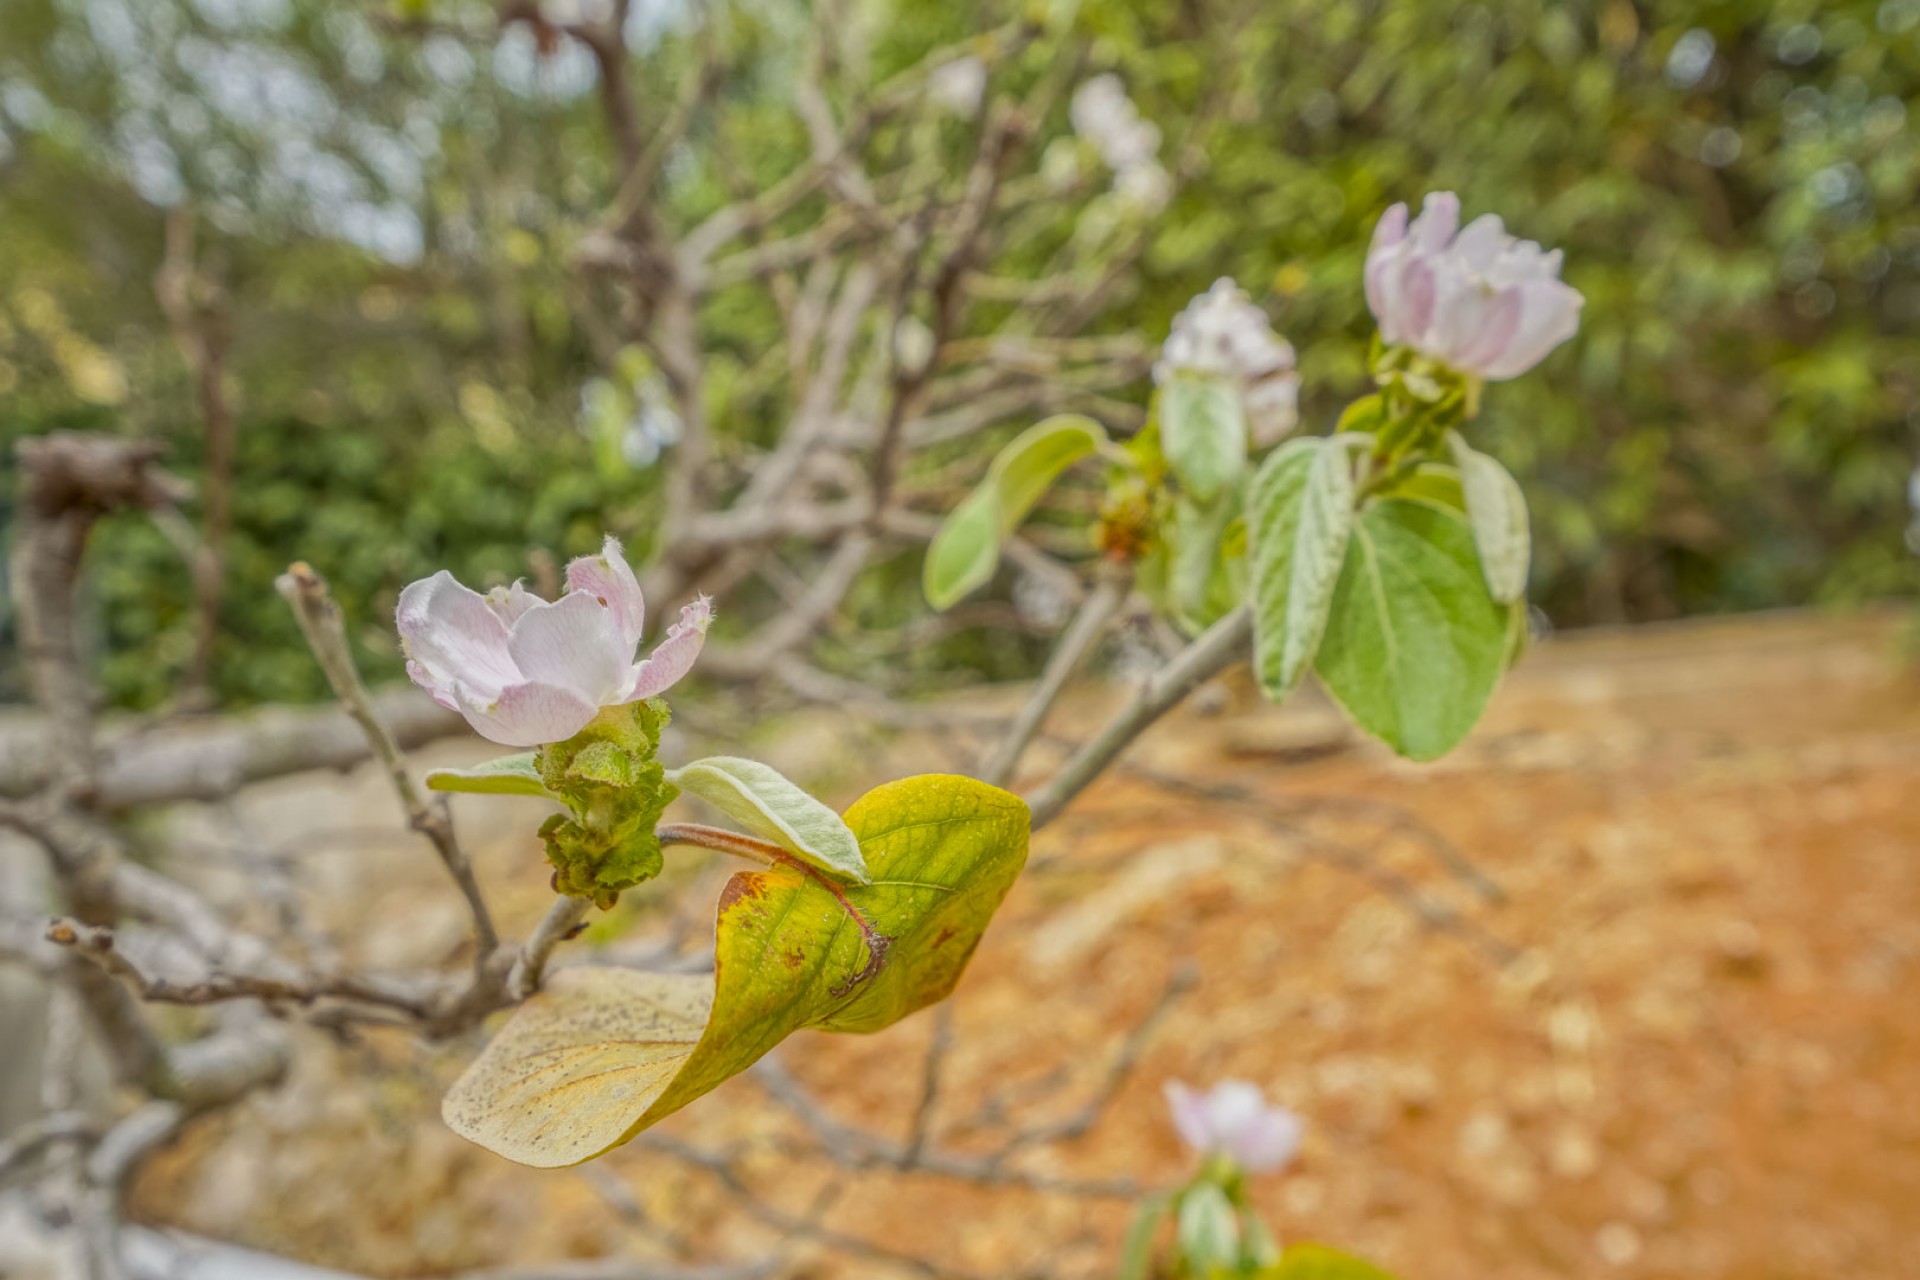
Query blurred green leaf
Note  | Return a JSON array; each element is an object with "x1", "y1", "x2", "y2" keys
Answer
[
  {"x1": 1160, "y1": 375, "x2": 1248, "y2": 503},
  {"x1": 1448, "y1": 431, "x2": 1531, "y2": 605}
]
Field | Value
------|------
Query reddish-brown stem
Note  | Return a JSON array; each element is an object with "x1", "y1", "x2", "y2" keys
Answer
[{"x1": 656, "y1": 822, "x2": 891, "y2": 986}]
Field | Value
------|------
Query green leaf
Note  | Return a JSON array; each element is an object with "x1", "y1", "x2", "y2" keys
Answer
[
  {"x1": 1118, "y1": 1193, "x2": 1173, "y2": 1280},
  {"x1": 1175, "y1": 1183, "x2": 1241, "y2": 1276},
  {"x1": 1283, "y1": 436, "x2": 1359, "y2": 689},
  {"x1": 668, "y1": 755, "x2": 868, "y2": 883},
  {"x1": 443, "y1": 775, "x2": 1029, "y2": 1167},
  {"x1": 425, "y1": 753, "x2": 558, "y2": 800},
  {"x1": 1160, "y1": 374, "x2": 1248, "y2": 502},
  {"x1": 1446, "y1": 431, "x2": 1531, "y2": 604},
  {"x1": 923, "y1": 484, "x2": 1001, "y2": 610},
  {"x1": 1314, "y1": 498, "x2": 1510, "y2": 761},
  {"x1": 1267, "y1": 1243, "x2": 1399, "y2": 1280},
  {"x1": 1247, "y1": 436, "x2": 1359, "y2": 700},
  {"x1": 1334, "y1": 393, "x2": 1386, "y2": 436},
  {"x1": 1167, "y1": 491, "x2": 1239, "y2": 630},
  {"x1": 1381, "y1": 461, "x2": 1465, "y2": 514},
  {"x1": 990, "y1": 414, "x2": 1108, "y2": 532},
  {"x1": 922, "y1": 415, "x2": 1107, "y2": 609}
]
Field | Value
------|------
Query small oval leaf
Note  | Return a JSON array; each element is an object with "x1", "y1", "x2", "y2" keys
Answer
[
  {"x1": 921, "y1": 415, "x2": 1108, "y2": 611},
  {"x1": 922, "y1": 485, "x2": 1001, "y2": 610},
  {"x1": 1160, "y1": 374, "x2": 1248, "y2": 502},
  {"x1": 990, "y1": 414, "x2": 1107, "y2": 533},
  {"x1": 668, "y1": 756, "x2": 867, "y2": 883},
  {"x1": 425, "y1": 753, "x2": 558, "y2": 800},
  {"x1": 1175, "y1": 1183, "x2": 1242, "y2": 1275},
  {"x1": 1446, "y1": 431, "x2": 1531, "y2": 604}
]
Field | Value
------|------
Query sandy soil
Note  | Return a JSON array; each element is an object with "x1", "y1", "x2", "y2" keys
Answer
[{"x1": 127, "y1": 609, "x2": 1920, "y2": 1279}]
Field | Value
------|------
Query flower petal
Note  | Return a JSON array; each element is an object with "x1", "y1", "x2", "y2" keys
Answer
[
  {"x1": 565, "y1": 535, "x2": 646, "y2": 650},
  {"x1": 1393, "y1": 256, "x2": 1438, "y2": 348},
  {"x1": 1454, "y1": 285, "x2": 1524, "y2": 372},
  {"x1": 396, "y1": 571, "x2": 520, "y2": 704},
  {"x1": 1229, "y1": 1107, "x2": 1303, "y2": 1174},
  {"x1": 508, "y1": 591, "x2": 632, "y2": 706},
  {"x1": 1202, "y1": 1080, "x2": 1269, "y2": 1145},
  {"x1": 1410, "y1": 191, "x2": 1460, "y2": 252},
  {"x1": 1364, "y1": 203, "x2": 1409, "y2": 329},
  {"x1": 1480, "y1": 278, "x2": 1584, "y2": 379},
  {"x1": 1449, "y1": 213, "x2": 1510, "y2": 272},
  {"x1": 624, "y1": 597, "x2": 713, "y2": 702},
  {"x1": 1163, "y1": 1081, "x2": 1214, "y2": 1154},
  {"x1": 454, "y1": 680, "x2": 599, "y2": 748},
  {"x1": 485, "y1": 581, "x2": 543, "y2": 625}
]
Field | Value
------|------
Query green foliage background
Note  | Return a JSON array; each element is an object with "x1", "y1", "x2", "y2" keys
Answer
[{"x1": 1, "y1": 0, "x2": 1914, "y2": 707}]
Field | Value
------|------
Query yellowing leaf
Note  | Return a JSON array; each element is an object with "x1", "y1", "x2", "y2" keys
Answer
[{"x1": 443, "y1": 774, "x2": 1029, "y2": 1167}]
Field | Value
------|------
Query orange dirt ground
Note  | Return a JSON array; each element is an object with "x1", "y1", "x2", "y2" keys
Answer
[{"x1": 130, "y1": 610, "x2": 1920, "y2": 1279}]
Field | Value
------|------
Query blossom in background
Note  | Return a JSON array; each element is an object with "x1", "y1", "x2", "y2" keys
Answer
[
  {"x1": 928, "y1": 55, "x2": 986, "y2": 116},
  {"x1": 397, "y1": 536, "x2": 710, "y2": 747},
  {"x1": 1364, "y1": 192, "x2": 1584, "y2": 381},
  {"x1": 1164, "y1": 1080, "x2": 1304, "y2": 1174},
  {"x1": 1070, "y1": 73, "x2": 1171, "y2": 214},
  {"x1": 1155, "y1": 278, "x2": 1301, "y2": 446}
]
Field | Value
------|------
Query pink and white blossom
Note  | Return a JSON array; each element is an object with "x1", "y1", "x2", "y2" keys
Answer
[
  {"x1": 1364, "y1": 192, "x2": 1584, "y2": 381},
  {"x1": 1163, "y1": 1080, "x2": 1303, "y2": 1174},
  {"x1": 1155, "y1": 278, "x2": 1301, "y2": 446},
  {"x1": 397, "y1": 536, "x2": 710, "y2": 747}
]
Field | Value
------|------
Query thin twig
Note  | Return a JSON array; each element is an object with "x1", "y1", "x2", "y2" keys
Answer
[
  {"x1": 508, "y1": 897, "x2": 593, "y2": 1001},
  {"x1": 276, "y1": 562, "x2": 498, "y2": 958},
  {"x1": 981, "y1": 572, "x2": 1129, "y2": 787},
  {"x1": 1024, "y1": 605, "x2": 1252, "y2": 830}
]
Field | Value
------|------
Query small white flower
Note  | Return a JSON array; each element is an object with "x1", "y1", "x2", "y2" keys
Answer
[
  {"x1": 928, "y1": 55, "x2": 986, "y2": 116},
  {"x1": 1365, "y1": 192, "x2": 1584, "y2": 380},
  {"x1": 1072, "y1": 77, "x2": 1160, "y2": 165},
  {"x1": 397, "y1": 536, "x2": 710, "y2": 747},
  {"x1": 1155, "y1": 278, "x2": 1301, "y2": 445},
  {"x1": 1164, "y1": 1080, "x2": 1303, "y2": 1174},
  {"x1": 1114, "y1": 160, "x2": 1172, "y2": 214}
]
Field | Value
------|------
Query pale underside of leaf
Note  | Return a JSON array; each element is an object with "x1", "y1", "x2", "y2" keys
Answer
[
  {"x1": 668, "y1": 755, "x2": 868, "y2": 882},
  {"x1": 1447, "y1": 431, "x2": 1531, "y2": 604},
  {"x1": 1160, "y1": 374, "x2": 1247, "y2": 503},
  {"x1": 1246, "y1": 439, "x2": 1320, "y2": 700},
  {"x1": 1280, "y1": 436, "x2": 1358, "y2": 688},
  {"x1": 441, "y1": 967, "x2": 710, "y2": 1169}
]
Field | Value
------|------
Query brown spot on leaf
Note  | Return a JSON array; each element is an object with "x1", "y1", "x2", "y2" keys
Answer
[{"x1": 717, "y1": 871, "x2": 767, "y2": 915}]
